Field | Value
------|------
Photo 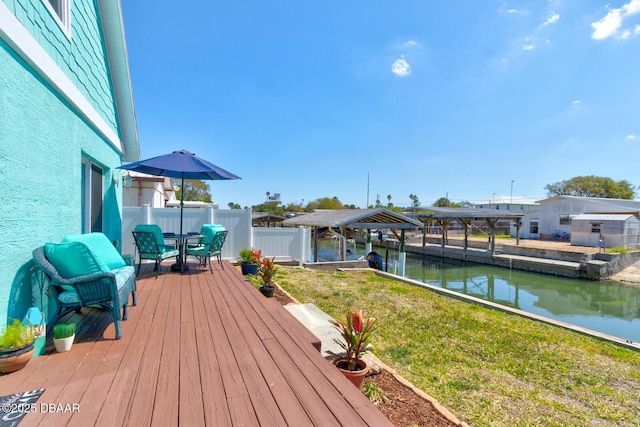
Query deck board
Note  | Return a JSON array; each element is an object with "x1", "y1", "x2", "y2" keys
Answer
[
  {"x1": 0, "y1": 260, "x2": 393, "y2": 426},
  {"x1": 148, "y1": 271, "x2": 181, "y2": 426},
  {"x1": 123, "y1": 269, "x2": 172, "y2": 426},
  {"x1": 192, "y1": 271, "x2": 233, "y2": 426}
]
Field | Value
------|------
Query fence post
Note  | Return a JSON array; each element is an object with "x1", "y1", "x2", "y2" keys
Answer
[
  {"x1": 298, "y1": 226, "x2": 306, "y2": 266},
  {"x1": 143, "y1": 204, "x2": 151, "y2": 224},
  {"x1": 246, "y1": 208, "x2": 253, "y2": 249},
  {"x1": 398, "y1": 252, "x2": 406, "y2": 277}
]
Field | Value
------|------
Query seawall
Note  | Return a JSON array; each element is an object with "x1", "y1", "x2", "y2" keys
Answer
[{"x1": 398, "y1": 241, "x2": 640, "y2": 280}]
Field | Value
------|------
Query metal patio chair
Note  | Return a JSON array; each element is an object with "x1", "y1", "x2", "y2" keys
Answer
[
  {"x1": 132, "y1": 227, "x2": 180, "y2": 278},
  {"x1": 186, "y1": 230, "x2": 228, "y2": 273}
]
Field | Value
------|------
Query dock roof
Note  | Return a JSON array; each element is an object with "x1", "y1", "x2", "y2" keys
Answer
[
  {"x1": 406, "y1": 206, "x2": 525, "y2": 221},
  {"x1": 252, "y1": 212, "x2": 286, "y2": 225},
  {"x1": 282, "y1": 208, "x2": 423, "y2": 229}
]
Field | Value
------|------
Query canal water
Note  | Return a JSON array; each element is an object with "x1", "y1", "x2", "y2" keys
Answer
[{"x1": 317, "y1": 240, "x2": 640, "y2": 343}]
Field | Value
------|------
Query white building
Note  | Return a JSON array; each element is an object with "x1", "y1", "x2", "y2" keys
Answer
[
  {"x1": 122, "y1": 171, "x2": 174, "y2": 208},
  {"x1": 474, "y1": 196, "x2": 539, "y2": 213},
  {"x1": 571, "y1": 214, "x2": 640, "y2": 249},
  {"x1": 122, "y1": 171, "x2": 218, "y2": 209},
  {"x1": 514, "y1": 195, "x2": 640, "y2": 244}
]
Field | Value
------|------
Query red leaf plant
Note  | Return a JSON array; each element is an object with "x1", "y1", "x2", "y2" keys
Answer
[{"x1": 330, "y1": 310, "x2": 376, "y2": 371}]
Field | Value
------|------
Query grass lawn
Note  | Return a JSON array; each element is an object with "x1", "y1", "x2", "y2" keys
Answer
[{"x1": 271, "y1": 266, "x2": 640, "y2": 427}]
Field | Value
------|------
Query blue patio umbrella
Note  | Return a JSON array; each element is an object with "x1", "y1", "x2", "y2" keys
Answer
[{"x1": 118, "y1": 149, "x2": 240, "y2": 235}]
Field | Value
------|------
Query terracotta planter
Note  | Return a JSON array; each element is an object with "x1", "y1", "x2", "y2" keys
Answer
[
  {"x1": 0, "y1": 343, "x2": 35, "y2": 374},
  {"x1": 54, "y1": 334, "x2": 75, "y2": 353},
  {"x1": 259, "y1": 285, "x2": 275, "y2": 298},
  {"x1": 334, "y1": 358, "x2": 369, "y2": 389},
  {"x1": 241, "y1": 263, "x2": 258, "y2": 275}
]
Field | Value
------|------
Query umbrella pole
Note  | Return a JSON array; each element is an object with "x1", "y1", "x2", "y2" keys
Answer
[
  {"x1": 179, "y1": 174, "x2": 185, "y2": 273},
  {"x1": 180, "y1": 174, "x2": 185, "y2": 236}
]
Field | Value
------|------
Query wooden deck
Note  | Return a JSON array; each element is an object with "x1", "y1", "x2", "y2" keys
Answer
[{"x1": 0, "y1": 260, "x2": 392, "y2": 426}]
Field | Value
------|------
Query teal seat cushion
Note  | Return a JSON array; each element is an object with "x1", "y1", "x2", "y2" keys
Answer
[
  {"x1": 45, "y1": 241, "x2": 109, "y2": 279},
  {"x1": 139, "y1": 246, "x2": 179, "y2": 259},
  {"x1": 199, "y1": 226, "x2": 218, "y2": 245},
  {"x1": 159, "y1": 245, "x2": 180, "y2": 256},
  {"x1": 113, "y1": 265, "x2": 135, "y2": 290},
  {"x1": 58, "y1": 290, "x2": 80, "y2": 304},
  {"x1": 62, "y1": 232, "x2": 126, "y2": 270},
  {"x1": 134, "y1": 224, "x2": 165, "y2": 247},
  {"x1": 188, "y1": 247, "x2": 207, "y2": 256}
]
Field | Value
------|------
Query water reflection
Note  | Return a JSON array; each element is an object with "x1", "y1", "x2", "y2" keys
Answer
[{"x1": 403, "y1": 255, "x2": 640, "y2": 342}]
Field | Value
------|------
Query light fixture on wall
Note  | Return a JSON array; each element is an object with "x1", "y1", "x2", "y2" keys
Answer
[
  {"x1": 113, "y1": 175, "x2": 119, "y2": 187},
  {"x1": 123, "y1": 171, "x2": 133, "y2": 188}
]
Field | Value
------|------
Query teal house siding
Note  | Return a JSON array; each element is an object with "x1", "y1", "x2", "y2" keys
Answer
[
  {"x1": 4, "y1": 0, "x2": 118, "y2": 130},
  {"x1": 0, "y1": 0, "x2": 139, "y2": 330}
]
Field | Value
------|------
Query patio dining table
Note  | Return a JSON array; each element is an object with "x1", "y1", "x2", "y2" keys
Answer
[{"x1": 163, "y1": 233, "x2": 204, "y2": 273}]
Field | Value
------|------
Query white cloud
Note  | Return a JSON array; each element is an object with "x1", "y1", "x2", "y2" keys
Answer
[
  {"x1": 403, "y1": 40, "x2": 418, "y2": 48},
  {"x1": 626, "y1": 134, "x2": 636, "y2": 139},
  {"x1": 391, "y1": 57, "x2": 411, "y2": 77},
  {"x1": 591, "y1": 9, "x2": 623, "y2": 39},
  {"x1": 502, "y1": 8, "x2": 559, "y2": 60},
  {"x1": 542, "y1": 13, "x2": 560, "y2": 26},
  {"x1": 498, "y1": 3, "x2": 526, "y2": 15},
  {"x1": 625, "y1": 0, "x2": 640, "y2": 14},
  {"x1": 591, "y1": 0, "x2": 640, "y2": 40},
  {"x1": 572, "y1": 100, "x2": 581, "y2": 104}
]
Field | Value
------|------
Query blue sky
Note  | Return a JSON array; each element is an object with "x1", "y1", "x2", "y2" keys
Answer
[{"x1": 121, "y1": 1, "x2": 640, "y2": 209}]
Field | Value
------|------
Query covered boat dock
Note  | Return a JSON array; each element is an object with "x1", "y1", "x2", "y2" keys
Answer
[
  {"x1": 252, "y1": 212, "x2": 286, "y2": 227},
  {"x1": 407, "y1": 207, "x2": 524, "y2": 259},
  {"x1": 282, "y1": 209, "x2": 423, "y2": 273}
]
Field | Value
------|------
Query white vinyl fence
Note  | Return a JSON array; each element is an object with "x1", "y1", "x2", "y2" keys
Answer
[{"x1": 122, "y1": 206, "x2": 311, "y2": 264}]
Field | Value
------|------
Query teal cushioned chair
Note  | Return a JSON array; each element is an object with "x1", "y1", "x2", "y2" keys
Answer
[
  {"x1": 132, "y1": 224, "x2": 180, "y2": 278},
  {"x1": 186, "y1": 229, "x2": 228, "y2": 273},
  {"x1": 187, "y1": 224, "x2": 225, "y2": 250},
  {"x1": 32, "y1": 233, "x2": 137, "y2": 340}
]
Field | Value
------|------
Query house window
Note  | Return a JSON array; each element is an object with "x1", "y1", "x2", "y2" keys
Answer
[
  {"x1": 82, "y1": 160, "x2": 103, "y2": 233},
  {"x1": 44, "y1": 0, "x2": 71, "y2": 34},
  {"x1": 530, "y1": 222, "x2": 539, "y2": 234},
  {"x1": 559, "y1": 216, "x2": 571, "y2": 225},
  {"x1": 591, "y1": 223, "x2": 601, "y2": 233}
]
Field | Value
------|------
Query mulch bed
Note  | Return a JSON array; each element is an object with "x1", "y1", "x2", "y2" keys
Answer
[
  {"x1": 272, "y1": 287, "x2": 460, "y2": 427},
  {"x1": 369, "y1": 370, "x2": 458, "y2": 427}
]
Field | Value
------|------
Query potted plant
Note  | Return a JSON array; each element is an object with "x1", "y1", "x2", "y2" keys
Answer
[
  {"x1": 257, "y1": 256, "x2": 277, "y2": 297},
  {"x1": 329, "y1": 309, "x2": 377, "y2": 388},
  {"x1": 53, "y1": 323, "x2": 76, "y2": 353},
  {"x1": 0, "y1": 319, "x2": 37, "y2": 374},
  {"x1": 238, "y1": 248, "x2": 261, "y2": 275}
]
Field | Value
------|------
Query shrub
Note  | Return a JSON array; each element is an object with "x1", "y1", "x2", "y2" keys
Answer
[{"x1": 0, "y1": 319, "x2": 36, "y2": 350}]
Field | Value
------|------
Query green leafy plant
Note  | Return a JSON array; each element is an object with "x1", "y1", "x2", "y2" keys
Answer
[
  {"x1": 53, "y1": 323, "x2": 76, "y2": 340},
  {"x1": 0, "y1": 319, "x2": 37, "y2": 351},
  {"x1": 238, "y1": 248, "x2": 261, "y2": 264},
  {"x1": 258, "y1": 256, "x2": 277, "y2": 286},
  {"x1": 363, "y1": 381, "x2": 389, "y2": 405},
  {"x1": 330, "y1": 309, "x2": 376, "y2": 371}
]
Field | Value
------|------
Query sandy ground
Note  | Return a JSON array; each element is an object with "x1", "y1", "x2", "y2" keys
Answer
[{"x1": 502, "y1": 239, "x2": 600, "y2": 253}]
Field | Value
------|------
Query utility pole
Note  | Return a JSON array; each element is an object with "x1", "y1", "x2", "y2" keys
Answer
[
  {"x1": 510, "y1": 180, "x2": 515, "y2": 204},
  {"x1": 366, "y1": 172, "x2": 370, "y2": 208}
]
